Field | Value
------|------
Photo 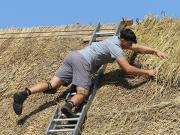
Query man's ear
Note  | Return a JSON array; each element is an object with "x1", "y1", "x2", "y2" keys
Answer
[
  {"x1": 129, "y1": 43, "x2": 135, "y2": 50},
  {"x1": 128, "y1": 43, "x2": 138, "y2": 51},
  {"x1": 120, "y1": 38, "x2": 125, "y2": 43},
  {"x1": 119, "y1": 38, "x2": 124, "y2": 46}
]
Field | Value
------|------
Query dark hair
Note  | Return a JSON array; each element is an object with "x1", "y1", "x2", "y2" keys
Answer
[{"x1": 119, "y1": 28, "x2": 137, "y2": 43}]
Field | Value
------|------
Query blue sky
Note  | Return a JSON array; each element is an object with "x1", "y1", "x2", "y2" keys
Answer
[{"x1": 0, "y1": 0, "x2": 179, "y2": 28}]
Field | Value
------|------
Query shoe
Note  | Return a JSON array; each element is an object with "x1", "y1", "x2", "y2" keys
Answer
[
  {"x1": 61, "y1": 102, "x2": 78, "y2": 124},
  {"x1": 13, "y1": 89, "x2": 28, "y2": 115}
]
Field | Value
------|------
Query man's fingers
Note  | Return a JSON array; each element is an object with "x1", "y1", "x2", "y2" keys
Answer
[
  {"x1": 160, "y1": 54, "x2": 165, "y2": 59},
  {"x1": 158, "y1": 52, "x2": 169, "y2": 59},
  {"x1": 165, "y1": 54, "x2": 169, "y2": 59}
]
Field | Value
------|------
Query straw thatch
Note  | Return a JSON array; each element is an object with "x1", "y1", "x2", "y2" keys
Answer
[
  {"x1": 0, "y1": 17, "x2": 179, "y2": 135},
  {"x1": 134, "y1": 16, "x2": 180, "y2": 88}
]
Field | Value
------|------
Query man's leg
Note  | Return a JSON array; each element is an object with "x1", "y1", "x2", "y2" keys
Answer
[
  {"x1": 30, "y1": 76, "x2": 65, "y2": 94},
  {"x1": 60, "y1": 51, "x2": 91, "y2": 117},
  {"x1": 70, "y1": 87, "x2": 89, "y2": 106},
  {"x1": 13, "y1": 76, "x2": 65, "y2": 115},
  {"x1": 61, "y1": 86, "x2": 89, "y2": 118}
]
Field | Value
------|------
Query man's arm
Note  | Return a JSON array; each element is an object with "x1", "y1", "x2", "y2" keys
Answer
[
  {"x1": 129, "y1": 43, "x2": 169, "y2": 59},
  {"x1": 116, "y1": 57, "x2": 156, "y2": 77}
]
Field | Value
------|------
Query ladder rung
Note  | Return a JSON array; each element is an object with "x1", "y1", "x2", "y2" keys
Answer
[
  {"x1": 56, "y1": 124, "x2": 76, "y2": 127},
  {"x1": 76, "y1": 113, "x2": 81, "y2": 115},
  {"x1": 49, "y1": 128, "x2": 75, "y2": 133},
  {"x1": 95, "y1": 32, "x2": 115, "y2": 35},
  {"x1": 70, "y1": 92, "x2": 76, "y2": 95},
  {"x1": 53, "y1": 118, "x2": 79, "y2": 122},
  {"x1": 60, "y1": 113, "x2": 81, "y2": 117},
  {"x1": 61, "y1": 114, "x2": 65, "y2": 117}
]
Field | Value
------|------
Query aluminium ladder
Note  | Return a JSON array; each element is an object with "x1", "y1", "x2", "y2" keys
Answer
[{"x1": 45, "y1": 21, "x2": 122, "y2": 135}]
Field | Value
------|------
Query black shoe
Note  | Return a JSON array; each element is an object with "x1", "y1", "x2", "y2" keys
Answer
[
  {"x1": 61, "y1": 102, "x2": 78, "y2": 124},
  {"x1": 13, "y1": 89, "x2": 29, "y2": 115}
]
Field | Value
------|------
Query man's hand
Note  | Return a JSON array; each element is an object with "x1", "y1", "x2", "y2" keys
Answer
[
  {"x1": 147, "y1": 69, "x2": 157, "y2": 77},
  {"x1": 130, "y1": 44, "x2": 169, "y2": 59},
  {"x1": 155, "y1": 51, "x2": 169, "y2": 59},
  {"x1": 116, "y1": 57, "x2": 157, "y2": 76}
]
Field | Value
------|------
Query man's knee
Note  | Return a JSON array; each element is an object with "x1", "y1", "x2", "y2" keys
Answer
[
  {"x1": 76, "y1": 86, "x2": 89, "y2": 97},
  {"x1": 50, "y1": 76, "x2": 66, "y2": 89}
]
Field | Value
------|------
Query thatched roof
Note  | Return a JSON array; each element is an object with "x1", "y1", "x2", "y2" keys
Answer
[{"x1": 0, "y1": 17, "x2": 179, "y2": 135}]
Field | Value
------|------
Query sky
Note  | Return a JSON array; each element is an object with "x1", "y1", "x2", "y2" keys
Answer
[{"x1": 0, "y1": 0, "x2": 179, "y2": 28}]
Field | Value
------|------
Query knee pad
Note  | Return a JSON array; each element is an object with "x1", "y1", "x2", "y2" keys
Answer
[{"x1": 43, "y1": 82, "x2": 57, "y2": 94}]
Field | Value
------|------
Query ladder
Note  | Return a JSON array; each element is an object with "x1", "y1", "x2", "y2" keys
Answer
[{"x1": 45, "y1": 21, "x2": 123, "y2": 135}]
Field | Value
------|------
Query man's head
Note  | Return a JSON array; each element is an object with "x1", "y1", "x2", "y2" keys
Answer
[{"x1": 118, "y1": 28, "x2": 137, "y2": 49}]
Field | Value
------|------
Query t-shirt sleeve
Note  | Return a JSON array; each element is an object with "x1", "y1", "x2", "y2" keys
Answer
[{"x1": 108, "y1": 44, "x2": 124, "y2": 59}]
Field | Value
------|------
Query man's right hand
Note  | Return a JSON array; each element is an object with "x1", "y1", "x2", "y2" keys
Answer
[
  {"x1": 147, "y1": 69, "x2": 157, "y2": 77},
  {"x1": 116, "y1": 57, "x2": 157, "y2": 77}
]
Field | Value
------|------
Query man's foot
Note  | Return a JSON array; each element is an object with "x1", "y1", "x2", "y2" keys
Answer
[
  {"x1": 61, "y1": 101, "x2": 78, "y2": 124},
  {"x1": 13, "y1": 88, "x2": 30, "y2": 115},
  {"x1": 61, "y1": 102, "x2": 78, "y2": 118}
]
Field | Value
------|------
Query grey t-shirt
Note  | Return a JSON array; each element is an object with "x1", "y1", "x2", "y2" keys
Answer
[{"x1": 78, "y1": 36, "x2": 124, "y2": 73}]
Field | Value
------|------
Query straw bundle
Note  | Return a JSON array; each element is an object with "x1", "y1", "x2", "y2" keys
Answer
[{"x1": 134, "y1": 16, "x2": 180, "y2": 88}]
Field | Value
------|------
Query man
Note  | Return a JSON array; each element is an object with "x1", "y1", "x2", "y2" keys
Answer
[{"x1": 13, "y1": 28, "x2": 168, "y2": 117}]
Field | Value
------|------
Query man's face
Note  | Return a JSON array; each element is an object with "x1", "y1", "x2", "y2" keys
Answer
[{"x1": 119, "y1": 38, "x2": 133, "y2": 49}]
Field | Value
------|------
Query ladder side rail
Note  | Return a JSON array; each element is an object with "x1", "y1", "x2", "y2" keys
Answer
[
  {"x1": 115, "y1": 21, "x2": 123, "y2": 36},
  {"x1": 73, "y1": 21, "x2": 122, "y2": 134},
  {"x1": 88, "y1": 23, "x2": 100, "y2": 45},
  {"x1": 94, "y1": 21, "x2": 122, "y2": 89},
  {"x1": 73, "y1": 23, "x2": 101, "y2": 135},
  {"x1": 45, "y1": 85, "x2": 77, "y2": 134},
  {"x1": 73, "y1": 77, "x2": 102, "y2": 135},
  {"x1": 74, "y1": 21, "x2": 125, "y2": 135},
  {"x1": 45, "y1": 107, "x2": 60, "y2": 135}
]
